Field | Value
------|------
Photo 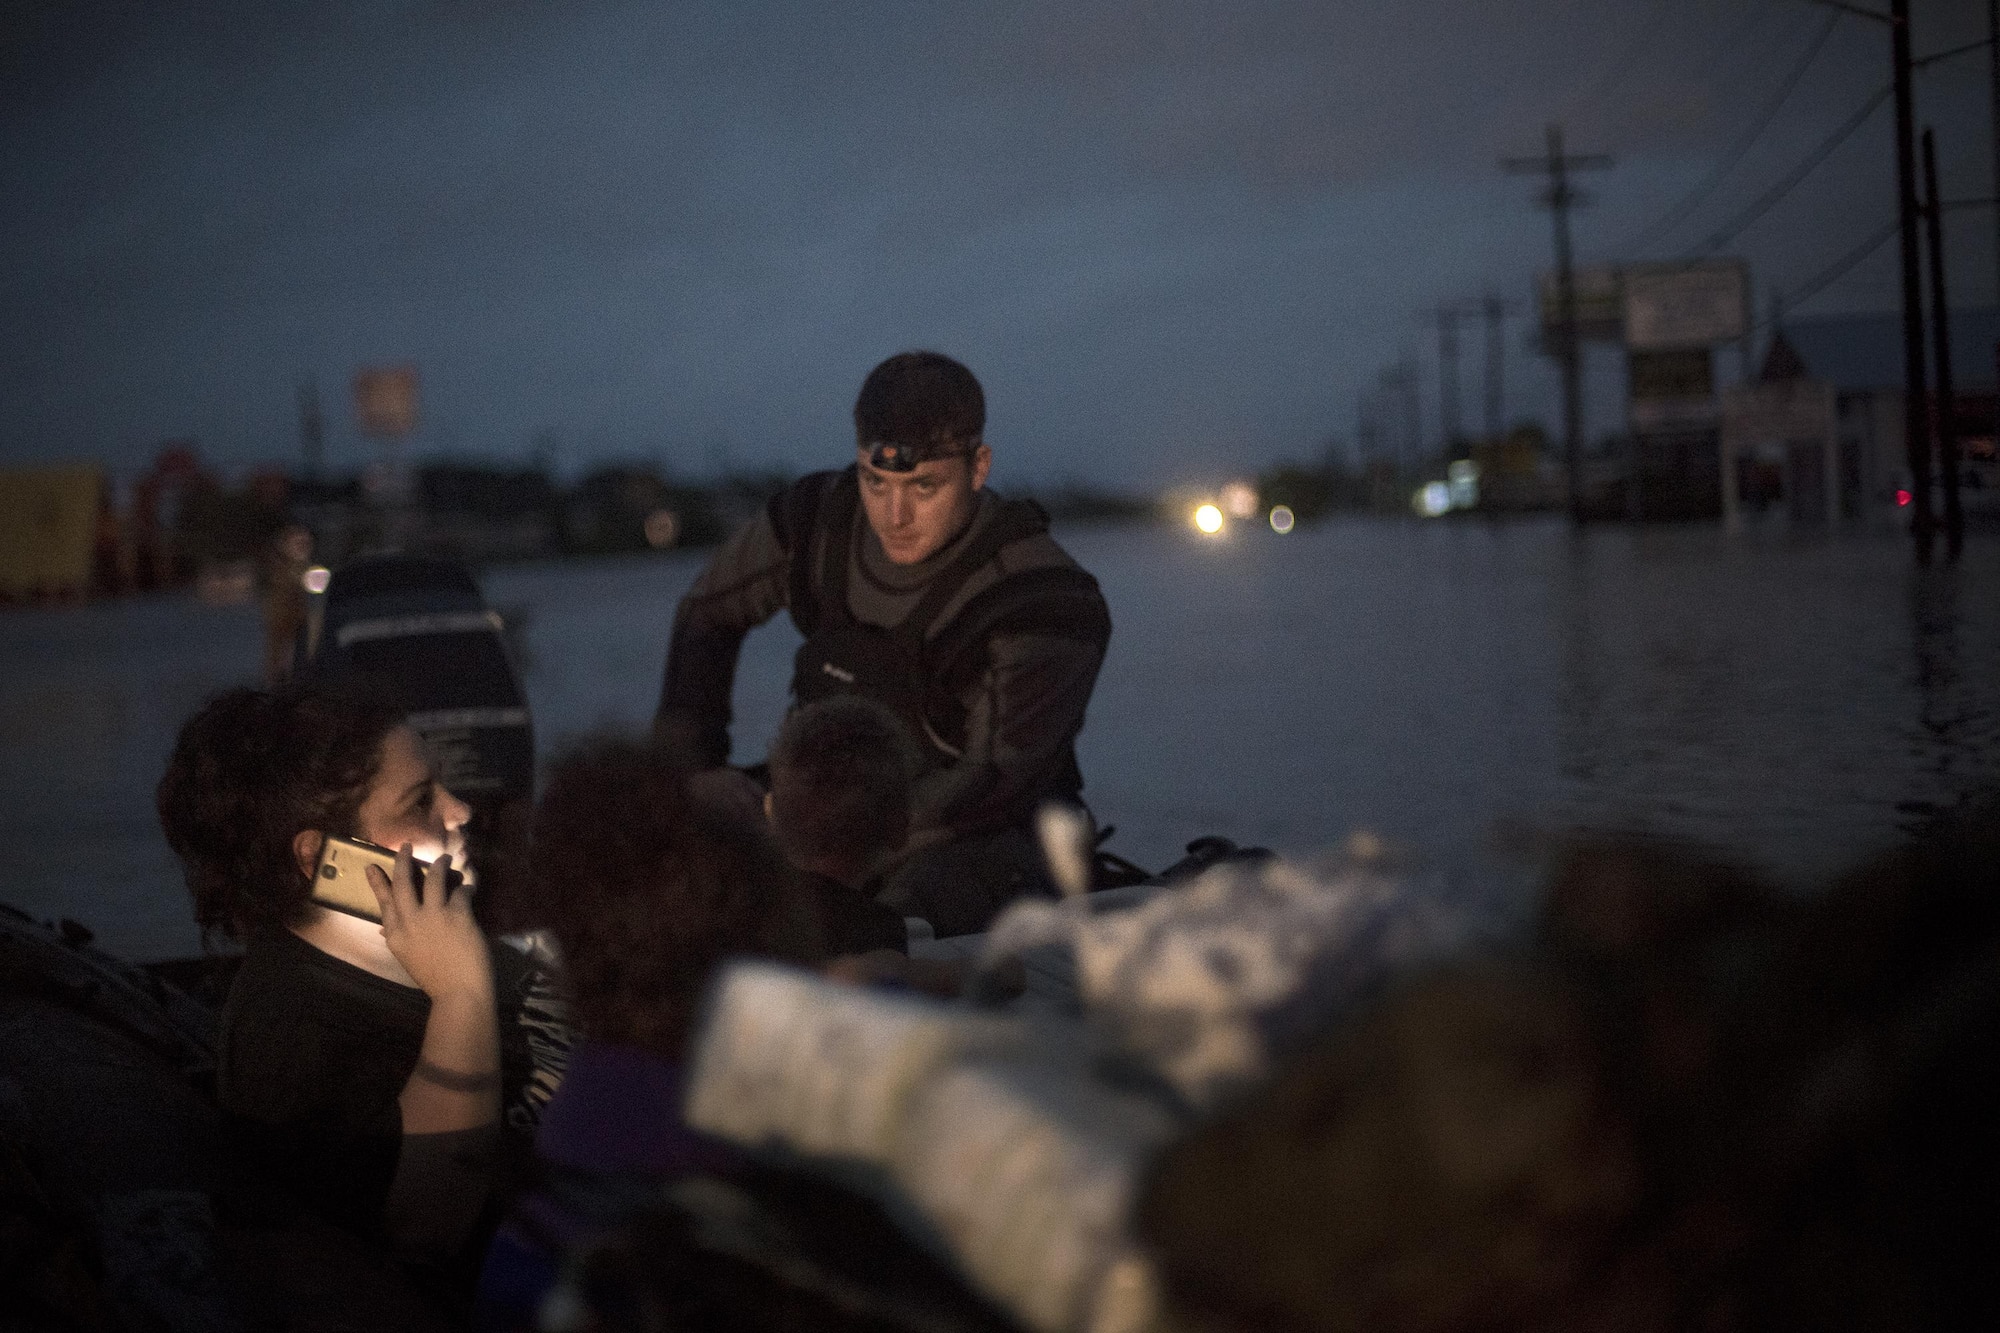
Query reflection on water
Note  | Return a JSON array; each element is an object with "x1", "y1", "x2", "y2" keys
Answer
[
  {"x1": 1547, "y1": 532, "x2": 2000, "y2": 876},
  {"x1": 1912, "y1": 565, "x2": 1970, "y2": 807},
  {"x1": 1, "y1": 519, "x2": 1995, "y2": 960}
]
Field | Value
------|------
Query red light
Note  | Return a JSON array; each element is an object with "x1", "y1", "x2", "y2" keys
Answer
[{"x1": 1896, "y1": 488, "x2": 1912, "y2": 507}]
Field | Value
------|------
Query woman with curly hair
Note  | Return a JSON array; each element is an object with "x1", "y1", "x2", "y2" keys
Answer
[{"x1": 157, "y1": 683, "x2": 567, "y2": 1286}]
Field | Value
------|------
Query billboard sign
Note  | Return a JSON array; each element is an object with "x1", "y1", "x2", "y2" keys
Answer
[
  {"x1": 1628, "y1": 346, "x2": 1719, "y2": 430},
  {"x1": 353, "y1": 365, "x2": 420, "y2": 439},
  {"x1": 1623, "y1": 261, "x2": 1748, "y2": 350}
]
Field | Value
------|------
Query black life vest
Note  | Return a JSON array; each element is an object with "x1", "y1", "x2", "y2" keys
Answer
[{"x1": 773, "y1": 468, "x2": 1108, "y2": 809}]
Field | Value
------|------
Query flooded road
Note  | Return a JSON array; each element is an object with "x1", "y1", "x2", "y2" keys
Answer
[{"x1": 4, "y1": 516, "x2": 1995, "y2": 960}]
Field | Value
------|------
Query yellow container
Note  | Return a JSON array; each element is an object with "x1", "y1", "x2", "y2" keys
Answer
[{"x1": 0, "y1": 464, "x2": 103, "y2": 598}]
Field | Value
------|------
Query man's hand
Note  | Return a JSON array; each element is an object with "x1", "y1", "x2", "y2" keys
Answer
[{"x1": 688, "y1": 766, "x2": 767, "y2": 827}]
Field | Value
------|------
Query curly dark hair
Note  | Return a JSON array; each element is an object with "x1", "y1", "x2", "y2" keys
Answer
[
  {"x1": 768, "y1": 697, "x2": 915, "y2": 880},
  {"x1": 852, "y1": 351, "x2": 985, "y2": 453},
  {"x1": 530, "y1": 739, "x2": 817, "y2": 1060},
  {"x1": 157, "y1": 683, "x2": 406, "y2": 942}
]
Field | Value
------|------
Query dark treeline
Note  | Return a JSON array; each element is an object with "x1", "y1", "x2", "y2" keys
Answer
[{"x1": 120, "y1": 427, "x2": 1564, "y2": 601}]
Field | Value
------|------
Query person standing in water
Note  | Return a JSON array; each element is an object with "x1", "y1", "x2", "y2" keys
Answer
[
  {"x1": 655, "y1": 351, "x2": 1111, "y2": 937},
  {"x1": 260, "y1": 523, "x2": 314, "y2": 685}
]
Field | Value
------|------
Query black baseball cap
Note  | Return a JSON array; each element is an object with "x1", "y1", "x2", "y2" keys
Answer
[{"x1": 854, "y1": 352, "x2": 985, "y2": 472}]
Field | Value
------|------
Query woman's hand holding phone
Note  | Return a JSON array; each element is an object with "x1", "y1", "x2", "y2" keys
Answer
[
  {"x1": 370, "y1": 844, "x2": 502, "y2": 1140},
  {"x1": 365, "y1": 845, "x2": 493, "y2": 1004}
]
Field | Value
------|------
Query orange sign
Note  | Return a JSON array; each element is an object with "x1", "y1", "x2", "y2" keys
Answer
[{"x1": 353, "y1": 365, "x2": 420, "y2": 439}]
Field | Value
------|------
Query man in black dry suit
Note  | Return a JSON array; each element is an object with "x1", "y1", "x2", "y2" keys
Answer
[{"x1": 654, "y1": 351, "x2": 1110, "y2": 937}]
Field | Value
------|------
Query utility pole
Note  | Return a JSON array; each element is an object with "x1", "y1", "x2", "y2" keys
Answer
[
  {"x1": 1889, "y1": 0, "x2": 1934, "y2": 557},
  {"x1": 1376, "y1": 368, "x2": 1397, "y2": 477},
  {"x1": 1505, "y1": 124, "x2": 1612, "y2": 524},
  {"x1": 297, "y1": 379, "x2": 324, "y2": 482},
  {"x1": 1357, "y1": 390, "x2": 1386, "y2": 510},
  {"x1": 1397, "y1": 360, "x2": 1423, "y2": 479},
  {"x1": 1418, "y1": 307, "x2": 1464, "y2": 454},
  {"x1": 1480, "y1": 295, "x2": 1513, "y2": 444},
  {"x1": 1377, "y1": 363, "x2": 1422, "y2": 481},
  {"x1": 1922, "y1": 129, "x2": 1963, "y2": 559},
  {"x1": 1990, "y1": 0, "x2": 1999, "y2": 459}
]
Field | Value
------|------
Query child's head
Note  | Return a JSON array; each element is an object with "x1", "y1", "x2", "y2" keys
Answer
[
  {"x1": 767, "y1": 697, "x2": 917, "y2": 887},
  {"x1": 530, "y1": 737, "x2": 812, "y2": 1058}
]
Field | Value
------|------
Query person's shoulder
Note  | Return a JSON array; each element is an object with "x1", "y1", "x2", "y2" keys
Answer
[
  {"x1": 796, "y1": 467, "x2": 852, "y2": 488},
  {"x1": 225, "y1": 927, "x2": 427, "y2": 1036},
  {"x1": 226, "y1": 926, "x2": 327, "y2": 996},
  {"x1": 982, "y1": 495, "x2": 1089, "y2": 577},
  {"x1": 217, "y1": 934, "x2": 354, "y2": 1113},
  {"x1": 914, "y1": 493, "x2": 1096, "y2": 615},
  {"x1": 781, "y1": 468, "x2": 852, "y2": 502},
  {"x1": 768, "y1": 468, "x2": 854, "y2": 542},
  {"x1": 931, "y1": 507, "x2": 1106, "y2": 646},
  {"x1": 999, "y1": 531, "x2": 1088, "y2": 578}
]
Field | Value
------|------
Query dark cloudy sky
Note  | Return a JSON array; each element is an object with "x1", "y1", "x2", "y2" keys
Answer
[{"x1": 2, "y1": 0, "x2": 1992, "y2": 487}]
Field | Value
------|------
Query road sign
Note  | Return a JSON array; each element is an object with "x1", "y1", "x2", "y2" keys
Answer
[
  {"x1": 1623, "y1": 261, "x2": 1748, "y2": 350},
  {"x1": 353, "y1": 365, "x2": 420, "y2": 439}
]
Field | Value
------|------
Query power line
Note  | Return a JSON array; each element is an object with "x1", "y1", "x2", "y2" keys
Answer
[
  {"x1": 1562, "y1": 1, "x2": 1788, "y2": 139},
  {"x1": 1912, "y1": 35, "x2": 1993, "y2": 69},
  {"x1": 1689, "y1": 80, "x2": 1891, "y2": 254},
  {"x1": 1699, "y1": 1, "x2": 1795, "y2": 84},
  {"x1": 1559, "y1": 0, "x2": 1682, "y2": 121},
  {"x1": 1804, "y1": 1, "x2": 1889, "y2": 21},
  {"x1": 1753, "y1": 215, "x2": 1900, "y2": 328},
  {"x1": 1624, "y1": 11, "x2": 1842, "y2": 257}
]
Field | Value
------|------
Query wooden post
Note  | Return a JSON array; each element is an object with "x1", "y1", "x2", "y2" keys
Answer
[
  {"x1": 1891, "y1": 0, "x2": 1933, "y2": 556},
  {"x1": 1921, "y1": 129, "x2": 1963, "y2": 559}
]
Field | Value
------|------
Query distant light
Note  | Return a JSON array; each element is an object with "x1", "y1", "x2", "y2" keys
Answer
[
  {"x1": 1268, "y1": 504, "x2": 1295, "y2": 533},
  {"x1": 1895, "y1": 488, "x2": 1912, "y2": 507},
  {"x1": 302, "y1": 566, "x2": 332, "y2": 594},
  {"x1": 1413, "y1": 482, "x2": 1452, "y2": 518},
  {"x1": 1220, "y1": 480, "x2": 1258, "y2": 520},
  {"x1": 1446, "y1": 459, "x2": 1480, "y2": 510},
  {"x1": 1193, "y1": 503, "x2": 1225, "y2": 534},
  {"x1": 643, "y1": 508, "x2": 681, "y2": 549}
]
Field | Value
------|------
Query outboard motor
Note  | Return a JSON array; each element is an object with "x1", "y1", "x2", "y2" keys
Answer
[{"x1": 298, "y1": 555, "x2": 535, "y2": 928}]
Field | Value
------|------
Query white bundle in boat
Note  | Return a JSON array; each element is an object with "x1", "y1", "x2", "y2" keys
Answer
[
  {"x1": 683, "y1": 962, "x2": 1179, "y2": 1333},
  {"x1": 892, "y1": 1051, "x2": 1177, "y2": 1333},
  {"x1": 981, "y1": 845, "x2": 1459, "y2": 1107},
  {"x1": 684, "y1": 960, "x2": 1019, "y2": 1162}
]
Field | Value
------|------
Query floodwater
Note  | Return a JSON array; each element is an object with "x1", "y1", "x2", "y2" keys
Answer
[{"x1": 3, "y1": 516, "x2": 1996, "y2": 961}]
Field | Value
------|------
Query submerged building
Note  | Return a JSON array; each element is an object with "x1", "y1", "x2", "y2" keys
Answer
[{"x1": 1754, "y1": 308, "x2": 1998, "y2": 526}]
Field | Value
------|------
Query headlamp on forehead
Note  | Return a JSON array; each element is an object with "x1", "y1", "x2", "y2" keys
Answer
[{"x1": 863, "y1": 438, "x2": 977, "y2": 473}]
